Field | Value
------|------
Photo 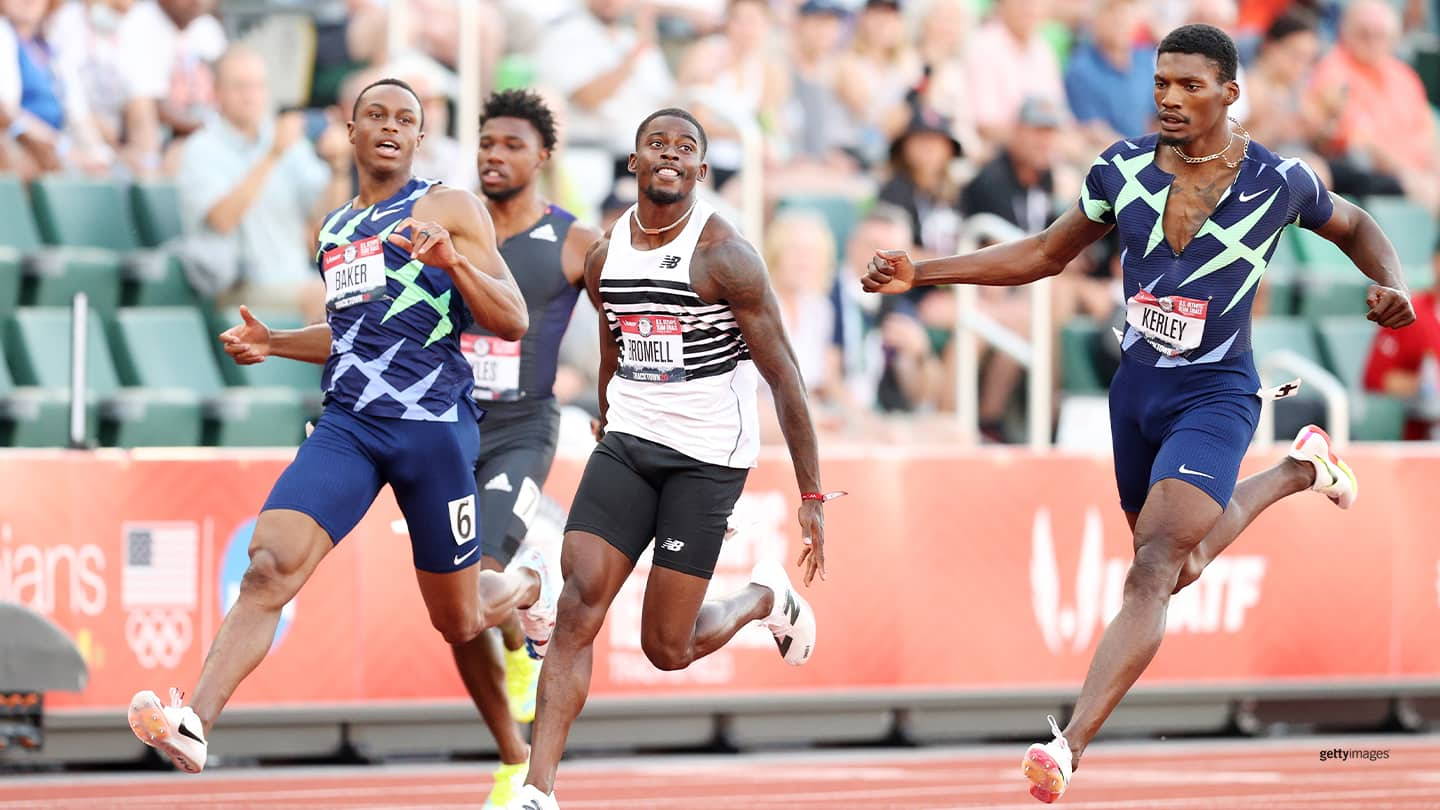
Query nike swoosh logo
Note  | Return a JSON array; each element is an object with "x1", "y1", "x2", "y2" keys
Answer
[
  {"x1": 371, "y1": 204, "x2": 405, "y2": 221},
  {"x1": 1178, "y1": 464, "x2": 1216, "y2": 479},
  {"x1": 453, "y1": 547, "x2": 479, "y2": 566},
  {"x1": 1237, "y1": 189, "x2": 1270, "y2": 203}
]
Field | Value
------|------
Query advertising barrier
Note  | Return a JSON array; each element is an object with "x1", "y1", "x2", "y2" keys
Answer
[{"x1": 2, "y1": 445, "x2": 1438, "y2": 714}]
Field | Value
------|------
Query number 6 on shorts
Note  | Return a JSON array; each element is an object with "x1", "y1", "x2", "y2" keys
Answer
[{"x1": 448, "y1": 494, "x2": 477, "y2": 544}]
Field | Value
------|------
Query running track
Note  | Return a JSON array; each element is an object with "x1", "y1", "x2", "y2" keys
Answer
[{"x1": 4, "y1": 736, "x2": 1439, "y2": 809}]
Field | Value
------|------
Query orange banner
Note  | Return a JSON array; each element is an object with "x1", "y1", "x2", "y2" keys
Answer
[{"x1": 2, "y1": 444, "x2": 1438, "y2": 712}]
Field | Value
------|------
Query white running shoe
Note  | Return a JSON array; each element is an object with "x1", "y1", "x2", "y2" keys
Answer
[
  {"x1": 1021, "y1": 715, "x2": 1073, "y2": 804},
  {"x1": 506, "y1": 783, "x2": 559, "y2": 810},
  {"x1": 1288, "y1": 424, "x2": 1357, "y2": 509},
  {"x1": 127, "y1": 688, "x2": 208, "y2": 773},
  {"x1": 749, "y1": 559, "x2": 816, "y2": 666},
  {"x1": 510, "y1": 545, "x2": 558, "y2": 660}
]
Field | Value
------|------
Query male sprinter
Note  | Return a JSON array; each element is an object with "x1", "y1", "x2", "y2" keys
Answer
[
  {"x1": 863, "y1": 25, "x2": 1415, "y2": 804},
  {"x1": 126, "y1": 79, "x2": 560, "y2": 779},
  {"x1": 454, "y1": 89, "x2": 601, "y2": 808},
  {"x1": 508, "y1": 108, "x2": 831, "y2": 810}
]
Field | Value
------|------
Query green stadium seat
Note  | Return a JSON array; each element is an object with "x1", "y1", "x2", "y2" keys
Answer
[
  {"x1": 1315, "y1": 316, "x2": 1377, "y2": 389},
  {"x1": 123, "y1": 252, "x2": 197, "y2": 307},
  {"x1": 24, "y1": 249, "x2": 122, "y2": 320},
  {"x1": 1257, "y1": 229, "x2": 1301, "y2": 316},
  {"x1": 215, "y1": 311, "x2": 324, "y2": 411},
  {"x1": 1363, "y1": 197, "x2": 1436, "y2": 290},
  {"x1": 129, "y1": 181, "x2": 183, "y2": 248},
  {"x1": 1250, "y1": 316, "x2": 1321, "y2": 366},
  {"x1": 775, "y1": 194, "x2": 861, "y2": 255},
  {"x1": 0, "y1": 174, "x2": 42, "y2": 254},
  {"x1": 111, "y1": 307, "x2": 307, "y2": 447},
  {"x1": 1292, "y1": 229, "x2": 1369, "y2": 318},
  {"x1": 1059, "y1": 316, "x2": 1105, "y2": 393},
  {"x1": 0, "y1": 339, "x2": 70, "y2": 447},
  {"x1": 29, "y1": 176, "x2": 139, "y2": 251},
  {"x1": 0, "y1": 246, "x2": 21, "y2": 327},
  {"x1": 6, "y1": 307, "x2": 203, "y2": 446}
]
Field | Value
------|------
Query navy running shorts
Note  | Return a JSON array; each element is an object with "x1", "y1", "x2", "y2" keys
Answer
[
  {"x1": 263, "y1": 402, "x2": 483, "y2": 573},
  {"x1": 1108, "y1": 351, "x2": 1262, "y2": 513},
  {"x1": 473, "y1": 399, "x2": 561, "y2": 567},
  {"x1": 565, "y1": 431, "x2": 748, "y2": 580}
]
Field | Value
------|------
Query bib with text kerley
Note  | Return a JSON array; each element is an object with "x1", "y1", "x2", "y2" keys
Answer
[
  {"x1": 617, "y1": 314, "x2": 685, "y2": 383},
  {"x1": 1126, "y1": 290, "x2": 1208, "y2": 357},
  {"x1": 462, "y1": 334, "x2": 521, "y2": 400},
  {"x1": 322, "y1": 236, "x2": 387, "y2": 311}
]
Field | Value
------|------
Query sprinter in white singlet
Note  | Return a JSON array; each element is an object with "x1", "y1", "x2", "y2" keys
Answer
[{"x1": 505, "y1": 109, "x2": 833, "y2": 810}]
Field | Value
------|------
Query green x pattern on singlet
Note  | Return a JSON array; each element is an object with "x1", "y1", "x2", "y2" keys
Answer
[
  {"x1": 1111, "y1": 151, "x2": 1171, "y2": 258},
  {"x1": 1178, "y1": 187, "x2": 1283, "y2": 315}
]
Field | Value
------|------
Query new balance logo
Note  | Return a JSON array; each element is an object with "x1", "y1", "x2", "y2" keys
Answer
[
  {"x1": 529, "y1": 223, "x2": 558, "y2": 242},
  {"x1": 523, "y1": 801, "x2": 544, "y2": 810},
  {"x1": 485, "y1": 473, "x2": 513, "y2": 492},
  {"x1": 659, "y1": 537, "x2": 685, "y2": 553},
  {"x1": 659, "y1": 255, "x2": 681, "y2": 269},
  {"x1": 777, "y1": 635, "x2": 793, "y2": 656}
]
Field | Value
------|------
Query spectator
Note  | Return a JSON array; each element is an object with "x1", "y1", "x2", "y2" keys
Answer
[
  {"x1": 833, "y1": 203, "x2": 944, "y2": 413},
  {"x1": 116, "y1": 0, "x2": 227, "y2": 177},
  {"x1": 962, "y1": 0, "x2": 1066, "y2": 144},
  {"x1": 1064, "y1": 0, "x2": 1155, "y2": 142},
  {"x1": 2, "y1": 0, "x2": 110, "y2": 176},
  {"x1": 1241, "y1": 10, "x2": 1326, "y2": 159},
  {"x1": 398, "y1": 62, "x2": 475, "y2": 191},
  {"x1": 534, "y1": 0, "x2": 675, "y2": 180},
  {"x1": 877, "y1": 105, "x2": 963, "y2": 256},
  {"x1": 676, "y1": 0, "x2": 787, "y2": 193},
  {"x1": 1363, "y1": 240, "x2": 1440, "y2": 440},
  {"x1": 175, "y1": 46, "x2": 349, "y2": 322},
  {"x1": 913, "y1": 0, "x2": 981, "y2": 158},
  {"x1": 46, "y1": 0, "x2": 135, "y2": 172},
  {"x1": 774, "y1": 0, "x2": 860, "y2": 187},
  {"x1": 346, "y1": 0, "x2": 507, "y2": 98},
  {"x1": 762, "y1": 208, "x2": 849, "y2": 424},
  {"x1": 834, "y1": 0, "x2": 922, "y2": 167},
  {"x1": 1307, "y1": 0, "x2": 1439, "y2": 210}
]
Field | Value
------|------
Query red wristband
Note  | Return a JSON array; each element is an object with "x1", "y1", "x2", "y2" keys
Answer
[{"x1": 801, "y1": 491, "x2": 847, "y2": 503}]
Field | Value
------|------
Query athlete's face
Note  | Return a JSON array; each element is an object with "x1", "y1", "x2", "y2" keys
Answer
[
  {"x1": 478, "y1": 117, "x2": 548, "y2": 203},
  {"x1": 349, "y1": 84, "x2": 425, "y2": 176},
  {"x1": 630, "y1": 116, "x2": 707, "y2": 205},
  {"x1": 1153, "y1": 52, "x2": 1237, "y2": 147}
]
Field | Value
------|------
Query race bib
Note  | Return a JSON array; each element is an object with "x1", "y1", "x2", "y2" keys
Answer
[
  {"x1": 617, "y1": 314, "x2": 685, "y2": 383},
  {"x1": 462, "y1": 333, "x2": 521, "y2": 400},
  {"x1": 1126, "y1": 290, "x2": 1208, "y2": 357},
  {"x1": 322, "y1": 236, "x2": 387, "y2": 311}
]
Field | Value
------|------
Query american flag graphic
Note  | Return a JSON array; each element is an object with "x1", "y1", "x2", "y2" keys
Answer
[{"x1": 122, "y1": 523, "x2": 198, "y2": 609}]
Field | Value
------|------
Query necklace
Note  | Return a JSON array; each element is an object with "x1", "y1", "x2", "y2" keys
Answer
[
  {"x1": 1169, "y1": 117, "x2": 1251, "y2": 169},
  {"x1": 633, "y1": 201, "x2": 696, "y2": 235}
]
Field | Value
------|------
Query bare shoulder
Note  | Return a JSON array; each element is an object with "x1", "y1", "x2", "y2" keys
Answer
[
  {"x1": 414, "y1": 185, "x2": 492, "y2": 231},
  {"x1": 563, "y1": 219, "x2": 605, "y2": 286},
  {"x1": 694, "y1": 214, "x2": 765, "y2": 302}
]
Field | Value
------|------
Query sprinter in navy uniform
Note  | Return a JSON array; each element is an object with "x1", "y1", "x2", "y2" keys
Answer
[{"x1": 126, "y1": 79, "x2": 560, "y2": 780}]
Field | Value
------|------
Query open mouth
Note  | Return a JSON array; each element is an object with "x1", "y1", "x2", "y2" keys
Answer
[
  {"x1": 1158, "y1": 114, "x2": 1186, "y2": 128},
  {"x1": 480, "y1": 168, "x2": 505, "y2": 182},
  {"x1": 376, "y1": 139, "x2": 400, "y2": 155},
  {"x1": 655, "y1": 166, "x2": 682, "y2": 180}
]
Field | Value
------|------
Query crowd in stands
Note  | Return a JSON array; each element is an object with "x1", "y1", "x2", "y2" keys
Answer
[{"x1": 1, "y1": 0, "x2": 1438, "y2": 445}]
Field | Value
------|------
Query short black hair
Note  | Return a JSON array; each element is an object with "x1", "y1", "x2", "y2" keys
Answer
[
  {"x1": 352, "y1": 77, "x2": 425, "y2": 129},
  {"x1": 480, "y1": 89, "x2": 558, "y2": 151},
  {"x1": 1157, "y1": 24, "x2": 1239, "y2": 84},
  {"x1": 1264, "y1": 10, "x2": 1318, "y2": 43},
  {"x1": 634, "y1": 107, "x2": 708, "y2": 158}
]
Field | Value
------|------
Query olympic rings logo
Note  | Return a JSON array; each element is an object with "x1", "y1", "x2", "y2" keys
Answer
[{"x1": 124, "y1": 608, "x2": 193, "y2": 670}]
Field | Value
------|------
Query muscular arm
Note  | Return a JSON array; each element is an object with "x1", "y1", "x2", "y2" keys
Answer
[
  {"x1": 415, "y1": 188, "x2": 529, "y2": 340},
  {"x1": 563, "y1": 221, "x2": 603, "y2": 289},
  {"x1": 269, "y1": 324, "x2": 333, "y2": 364},
  {"x1": 912, "y1": 207, "x2": 1113, "y2": 288},
  {"x1": 699, "y1": 233, "x2": 821, "y2": 495},
  {"x1": 584, "y1": 237, "x2": 619, "y2": 431},
  {"x1": 1313, "y1": 194, "x2": 1407, "y2": 292}
]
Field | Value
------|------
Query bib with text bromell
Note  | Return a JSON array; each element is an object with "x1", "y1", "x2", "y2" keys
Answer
[
  {"x1": 617, "y1": 314, "x2": 686, "y2": 382},
  {"x1": 322, "y1": 236, "x2": 388, "y2": 311},
  {"x1": 1126, "y1": 290, "x2": 1208, "y2": 357}
]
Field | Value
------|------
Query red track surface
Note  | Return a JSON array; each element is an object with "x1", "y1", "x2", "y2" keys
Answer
[{"x1": 4, "y1": 736, "x2": 1440, "y2": 809}]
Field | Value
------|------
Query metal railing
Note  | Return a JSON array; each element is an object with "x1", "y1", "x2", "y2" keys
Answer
[
  {"x1": 68, "y1": 292, "x2": 88, "y2": 450},
  {"x1": 951, "y1": 214, "x2": 1053, "y2": 449},
  {"x1": 1255, "y1": 349, "x2": 1350, "y2": 448}
]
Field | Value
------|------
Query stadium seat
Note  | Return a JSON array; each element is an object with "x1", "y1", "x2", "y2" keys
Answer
[
  {"x1": 24, "y1": 249, "x2": 122, "y2": 320},
  {"x1": 1291, "y1": 229, "x2": 1368, "y2": 318},
  {"x1": 0, "y1": 174, "x2": 42, "y2": 254},
  {"x1": 1258, "y1": 229, "x2": 1301, "y2": 316},
  {"x1": 6, "y1": 307, "x2": 202, "y2": 446},
  {"x1": 1250, "y1": 316, "x2": 1321, "y2": 367},
  {"x1": 1314, "y1": 316, "x2": 1409, "y2": 441},
  {"x1": 129, "y1": 181, "x2": 183, "y2": 248},
  {"x1": 1363, "y1": 197, "x2": 1436, "y2": 290},
  {"x1": 1059, "y1": 316, "x2": 1106, "y2": 393},
  {"x1": 29, "y1": 176, "x2": 139, "y2": 251},
  {"x1": 111, "y1": 307, "x2": 307, "y2": 447},
  {"x1": 123, "y1": 252, "x2": 197, "y2": 307},
  {"x1": 775, "y1": 194, "x2": 861, "y2": 255},
  {"x1": 0, "y1": 339, "x2": 70, "y2": 447},
  {"x1": 215, "y1": 311, "x2": 324, "y2": 415},
  {"x1": 0, "y1": 246, "x2": 21, "y2": 327}
]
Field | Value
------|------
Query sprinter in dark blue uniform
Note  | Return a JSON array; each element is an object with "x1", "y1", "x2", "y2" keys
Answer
[
  {"x1": 126, "y1": 79, "x2": 559, "y2": 780},
  {"x1": 862, "y1": 25, "x2": 1416, "y2": 804},
  {"x1": 451, "y1": 89, "x2": 601, "y2": 809}
]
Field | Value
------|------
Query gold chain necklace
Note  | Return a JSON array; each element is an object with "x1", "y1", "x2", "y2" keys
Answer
[
  {"x1": 1169, "y1": 117, "x2": 1251, "y2": 169},
  {"x1": 633, "y1": 201, "x2": 697, "y2": 235}
]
